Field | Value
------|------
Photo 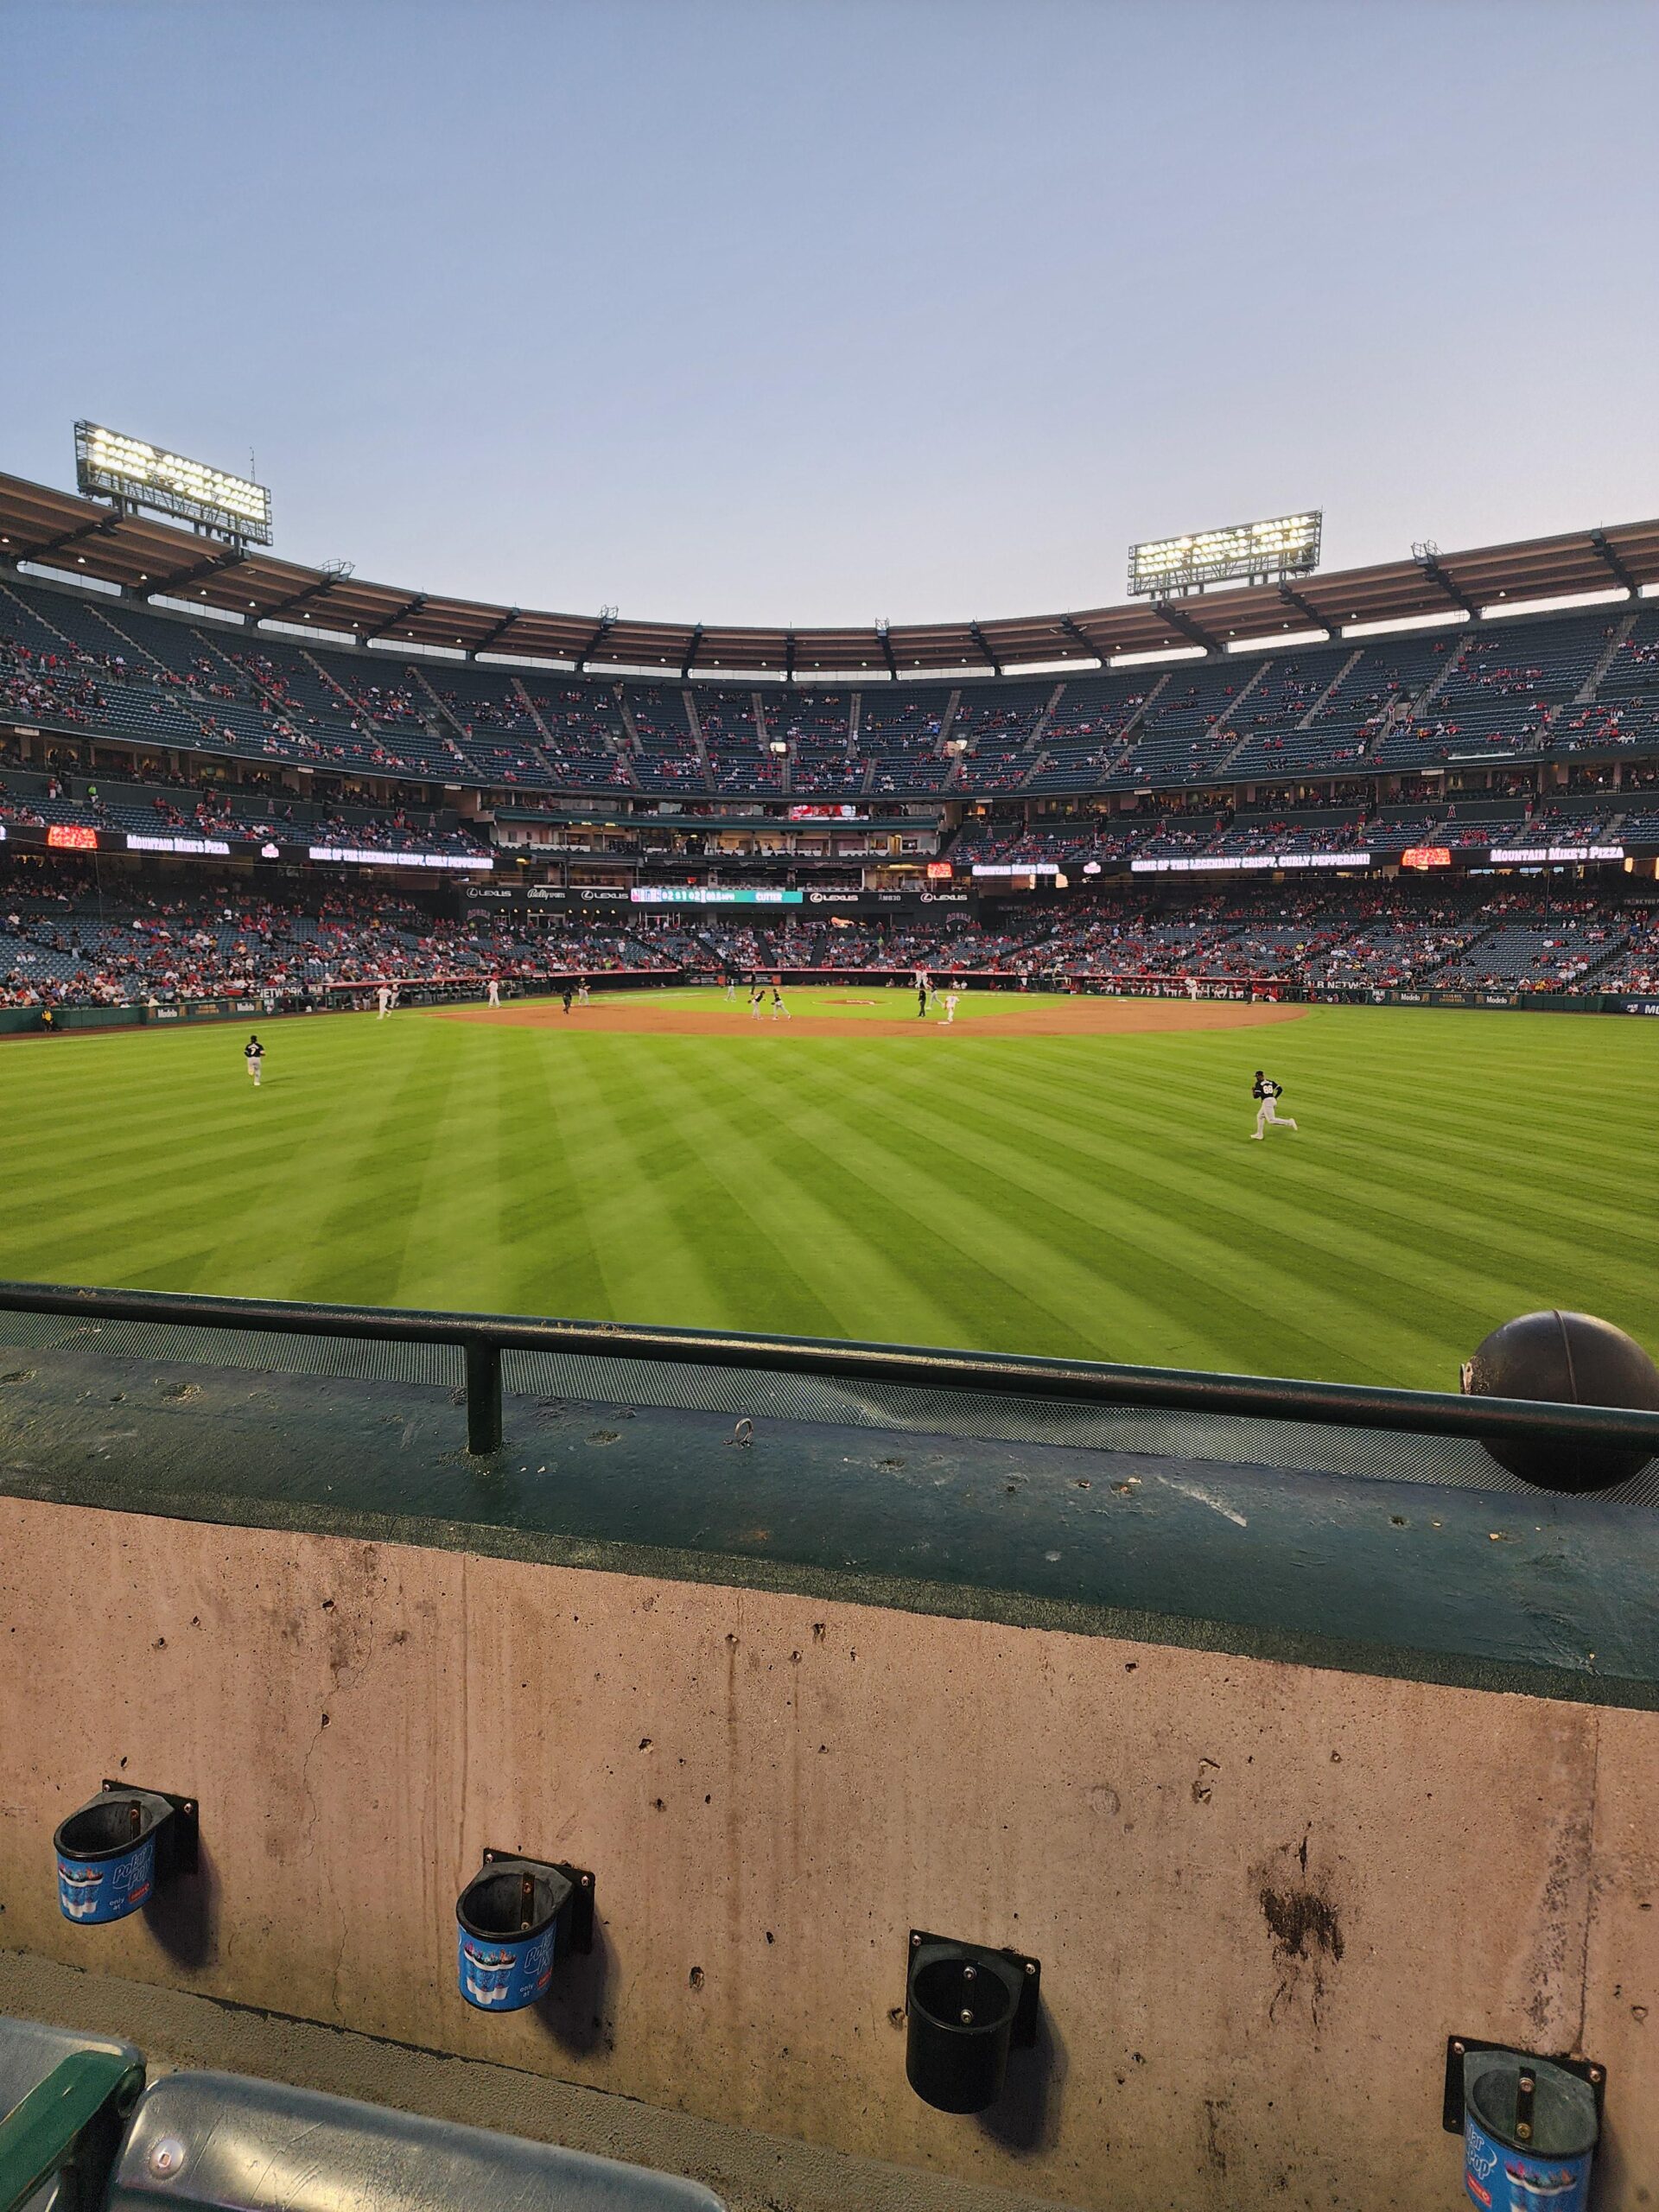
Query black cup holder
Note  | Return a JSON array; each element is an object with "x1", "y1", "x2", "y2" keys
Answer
[
  {"x1": 904, "y1": 1929, "x2": 1040, "y2": 2113},
  {"x1": 455, "y1": 1849, "x2": 594, "y2": 2012},
  {"x1": 54, "y1": 1783, "x2": 198, "y2": 1927}
]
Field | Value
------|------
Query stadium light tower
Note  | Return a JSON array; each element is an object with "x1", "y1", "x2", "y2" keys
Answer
[
  {"x1": 74, "y1": 421, "x2": 272, "y2": 548},
  {"x1": 1128, "y1": 511, "x2": 1321, "y2": 598}
]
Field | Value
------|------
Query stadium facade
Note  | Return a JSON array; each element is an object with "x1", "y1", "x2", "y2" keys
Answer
[{"x1": 4, "y1": 463, "x2": 1659, "y2": 1014}]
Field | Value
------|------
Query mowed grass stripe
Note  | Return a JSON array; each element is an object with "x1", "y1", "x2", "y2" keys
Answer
[
  {"x1": 610, "y1": 1042, "x2": 973, "y2": 1342},
  {"x1": 946, "y1": 1044, "x2": 1645, "y2": 1336},
  {"x1": 0, "y1": 1001, "x2": 1652, "y2": 1387},
  {"x1": 518, "y1": 1037, "x2": 739, "y2": 1327},
  {"x1": 941, "y1": 1039, "x2": 1656, "y2": 1372},
  {"x1": 668, "y1": 1042, "x2": 1089, "y2": 1349},
  {"x1": 802, "y1": 1041, "x2": 1373, "y2": 1373}
]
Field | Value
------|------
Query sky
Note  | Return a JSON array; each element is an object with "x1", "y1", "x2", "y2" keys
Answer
[{"x1": 3, "y1": 0, "x2": 1657, "y2": 631}]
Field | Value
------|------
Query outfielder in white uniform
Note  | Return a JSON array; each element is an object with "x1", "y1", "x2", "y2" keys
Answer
[
  {"x1": 486, "y1": 976, "x2": 500, "y2": 1007},
  {"x1": 1250, "y1": 1071, "x2": 1297, "y2": 1140},
  {"x1": 376, "y1": 984, "x2": 391, "y2": 1019}
]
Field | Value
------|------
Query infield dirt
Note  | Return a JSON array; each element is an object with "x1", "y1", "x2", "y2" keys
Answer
[{"x1": 426, "y1": 995, "x2": 1310, "y2": 1039}]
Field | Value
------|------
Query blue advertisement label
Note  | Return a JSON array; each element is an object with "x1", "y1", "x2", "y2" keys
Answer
[
  {"x1": 457, "y1": 1923, "x2": 556, "y2": 2011},
  {"x1": 57, "y1": 1835, "x2": 156, "y2": 1923},
  {"x1": 1465, "y1": 2112, "x2": 1592, "y2": 2212}
]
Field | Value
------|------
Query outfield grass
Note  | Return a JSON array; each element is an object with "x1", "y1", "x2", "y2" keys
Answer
[{"x1": 3, "y1": 989, "x2": 1655, "y2": 1389}]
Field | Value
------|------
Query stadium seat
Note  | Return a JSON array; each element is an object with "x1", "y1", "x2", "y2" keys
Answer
[
  {"x1": 106, "y1": 2072, "x2": 726, "y2": 2212},
  {"x1": 0, "y1": 2018, "x2": 144, "y2": 2212}
]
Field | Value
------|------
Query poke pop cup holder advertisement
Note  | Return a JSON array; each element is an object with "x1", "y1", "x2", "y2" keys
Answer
[
  {"x1": 54, "y1": 1783, "x2": 198, "y2": 1926},
  {"x1": 455, "y1": 1849, "x2": 594, "y2": 2012}
]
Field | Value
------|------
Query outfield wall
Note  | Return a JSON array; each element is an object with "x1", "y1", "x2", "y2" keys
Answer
[
  {"x1": 6, "y1": 976, "x2": 1659, "y2": 1034},
  {"x1": 1, "y1": 1371, "x2": 1656, "y2": 2210}
]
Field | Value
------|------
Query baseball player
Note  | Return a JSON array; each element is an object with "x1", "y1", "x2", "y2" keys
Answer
[
  {"x1": 376, "y1": 983, "x2": 391, "y2": 1019},
  {"x1": 244, "y1": 1033, "x2": 264, "y2": 1088},
  {"x1": 1249, "y1": 1070, "x2": 1297, "y2": 1141},
  {"x1": 486, "y1": 976, "x2": 500, "y2": 1008},
  {"x1": 943, "y1": 989, "x2": 960, "y2": 1025}
]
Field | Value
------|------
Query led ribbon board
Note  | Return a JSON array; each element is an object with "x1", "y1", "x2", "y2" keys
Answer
[
  {"x1": 75, "y1": 422, "x2": 272, "y2": 545},
  {"x1": 1128, "y1": 512, "x2": 1321, "y2": 597},
  {"x1": 308, "y1": 847, "x2": 492, "y2": 870},
  {"x1": 630, "y1": 887, "x2": 804, "y2": 906}
]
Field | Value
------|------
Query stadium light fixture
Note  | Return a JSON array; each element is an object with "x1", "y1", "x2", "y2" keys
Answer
[
  {"x1": 74, "y1": 420, "x2": 272, "y2": 546},
  {"x1": 1128, "y1": 511, "x2": 1321, "y2": 598}
]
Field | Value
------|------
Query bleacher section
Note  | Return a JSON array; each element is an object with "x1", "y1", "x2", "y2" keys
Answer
[
  {"x1": 758, "y1": 690, "x2": 860, "y2": 796},
  {"x1": 696, "y1": 688, "x2": 779, "y2": 793},
  {"x1": 628, "y1": 686, "x2": 705, "y2": 791},
  {"x1": 860, "y1": 685, "x2": 952, "y2": 794},
  {"x1": 8, "y1": 573, "x2": 1659, "y2": 824}
]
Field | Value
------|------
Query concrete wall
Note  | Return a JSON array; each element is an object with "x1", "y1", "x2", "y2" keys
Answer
[{"x1": 0, "y1": 1495, "x2": 1652, "y2": 2210}]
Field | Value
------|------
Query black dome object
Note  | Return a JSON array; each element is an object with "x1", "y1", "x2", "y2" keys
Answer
[{"x1": 1460, "y1": 1310, "x2": 1659, "y2": 1492}]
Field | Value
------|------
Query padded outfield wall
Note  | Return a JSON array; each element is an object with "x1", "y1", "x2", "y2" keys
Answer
[{"x1": 0, "y1": 1332, "x2": 1655, "y2": 2209}]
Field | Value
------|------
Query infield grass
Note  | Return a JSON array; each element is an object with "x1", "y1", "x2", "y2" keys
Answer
[{"x1": 4, "y1": 988, "x2": 1655, "y2": 1389}]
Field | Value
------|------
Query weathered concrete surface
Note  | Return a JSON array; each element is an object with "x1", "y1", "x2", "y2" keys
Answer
[
  {"x1": 0, "y1": 1953, "x2": 1071, "y2": 2212},
  {"x1": 0, "y1": 1497, "x2": 1651, "y2": 2209}
]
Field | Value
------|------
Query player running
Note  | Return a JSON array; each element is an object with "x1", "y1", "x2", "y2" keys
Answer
[
  {"x1": 943, "y1": 989, "x2": 959, "y2": 1025},
  {"x1": 244, "y1": 1033, "x2": 264, "y2": 1088},
  {"x1": 1249, "y1": 1070, "x2": 1297, "y2": 1141},
  {"x1": 770, "y1": 981, "x2": 790, "y2": 1021},
  {"x1": 750, "y1": 980, "x2": 766, "y2": 1020},
  {"x1": 577, "y1": 976, "x2": 590, "y2": 1006}
]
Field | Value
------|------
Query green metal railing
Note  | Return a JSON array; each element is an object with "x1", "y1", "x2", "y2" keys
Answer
[
  {"x1": 0, "y1": 2051, "x2": 143, "y2": 2212},
  {"x1": 0, "y1": 1277, "x2": 1656, "y2": 1471}
]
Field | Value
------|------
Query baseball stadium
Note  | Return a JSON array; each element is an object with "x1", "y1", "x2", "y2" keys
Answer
[{"x1": 2, "y1": 10, "x2": 1657, "y2": 2212}]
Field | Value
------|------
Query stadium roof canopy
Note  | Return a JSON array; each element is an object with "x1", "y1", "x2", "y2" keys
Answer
[{"x1": 3, "y1": 467, "x2": 1658, "y2": 679}]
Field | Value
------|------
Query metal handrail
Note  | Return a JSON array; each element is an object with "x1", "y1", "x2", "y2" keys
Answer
[{"x1": 0, "y1": 1277, "x2": 1655, "y2": 1466}]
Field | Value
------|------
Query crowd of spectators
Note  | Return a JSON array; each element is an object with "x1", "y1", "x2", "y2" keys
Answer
[{"x1": 0, "y1": 863, "x2": 1648, "y2": 1009}]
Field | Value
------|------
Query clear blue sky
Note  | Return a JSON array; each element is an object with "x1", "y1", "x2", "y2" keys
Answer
[{"x1": 3, "y1": 0, "x2": 1656, "y2": 627}]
